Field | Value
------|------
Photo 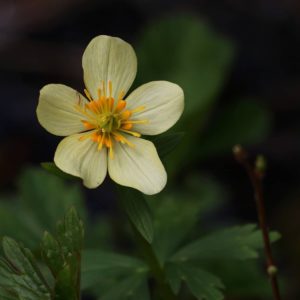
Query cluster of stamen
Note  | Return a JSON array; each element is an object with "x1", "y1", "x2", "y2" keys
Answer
[{"x1": 75, "y1": 80, "x2": 147, "y2": 158}]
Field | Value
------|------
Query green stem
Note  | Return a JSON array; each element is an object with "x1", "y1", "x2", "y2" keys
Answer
[
  {"x1": 76, "y1": 253, "x2": 81, "y2": 300},
  {"x1": 116, "y1": 188, "x2": 177, "y2": 300},
  {"x1": 131, "y1": 224, "x2": 177, "y2": 300}
]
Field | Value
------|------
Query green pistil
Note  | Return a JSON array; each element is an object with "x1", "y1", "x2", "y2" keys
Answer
[{"x1": 98, "y1": 114, "x2": 121, "y2": 133}]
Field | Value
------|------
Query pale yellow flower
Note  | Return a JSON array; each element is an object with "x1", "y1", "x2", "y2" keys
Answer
[{"x1": 37, "y1": 35, "x2": 184, "y2": 195}]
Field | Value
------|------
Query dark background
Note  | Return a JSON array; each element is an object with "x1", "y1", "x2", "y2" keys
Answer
[{"x1": 0, "y1": 0, "x2": 300, "y2": 299}]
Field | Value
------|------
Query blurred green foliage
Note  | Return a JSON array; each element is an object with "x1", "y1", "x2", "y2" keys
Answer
[
  {"x1": 135, "y1": 15, "x2": 234, "y2": 118},
  {"x1": 0, "y1": 168, "x2": 85, "y2": 249},
  {"x1": 135, "y1": 15, "x2": 272, "y2": 176}
]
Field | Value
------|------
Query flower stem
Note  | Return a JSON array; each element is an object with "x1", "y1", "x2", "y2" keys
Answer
[
  {"x1": 130, "y1": 224, "x2": 177, "y2": 300},
  {"x1": 76, "y1": 253, "x2": 81, "y2": 300},
  {"x1": 117, "y1": 188, "x2": 177, "y2": 300},
  {"x1": 233, "y1": 145, "x2": 282, "y2": 300}
]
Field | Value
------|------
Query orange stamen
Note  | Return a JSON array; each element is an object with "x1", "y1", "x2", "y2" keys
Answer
[
  {"x1": 109, "y1": 97, "x2": 114, "y2": 111},
  {"x1": 102, "y1": 80, "x2": 106, "y2": 97},
  {"x1": 131, "y1": 106, "x2": 145, "y2": 113},
  {"x1": 86, "y1": 101, "x2": 99, "y2": 113},
  {"x1": 108, "y1": 80, "x2": 112, "y2": 97},
  {"x1": 97, "y1": 88, "x2": 101, "y2": 100},
  {"x1": 91, "y1": 132, "x2": 99, "y2": 142},
  {"x1": 119, "y1": 129, "x2": 141, "y2": 138},
  {"x1": 112, "y1": 132, "x2": 134, "y2": 147},
  {"x1": 114, "y1": 100, "x2": 126, "y2": 112},
  {"x1": 120, "y1": 110, "x2": 132, "y2": 120},
  {"x1": 118, "y1": 90, "x2": 125, "y2": 100},
  {"x1": 78, "y1": 81, "x2": 146, "y2": 152},
  {"x1": 81, "y1": 120, "x2": 95, "y2": 130},
  {"x1": 97, "y1": 133, "x2": 105, "y2": 151},
  {"x1": 122, "y1": 123, "x2": 133, "y2": 130},
  {"x1": 122, "y1": 119, "x2": 148, "y2": 125}
]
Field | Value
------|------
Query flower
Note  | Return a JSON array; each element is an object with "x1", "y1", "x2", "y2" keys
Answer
[{"x1": 37, "y1": 35, "x2": 184, "y2": 195}]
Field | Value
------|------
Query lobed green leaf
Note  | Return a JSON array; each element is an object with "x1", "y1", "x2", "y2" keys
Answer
[
  {"x1": 119, "y1": 188, "x2": 154, "y2": 243},
  {"x1": 171, "y1": 224, "x2": 281, "y2": 263},
  {"x1": 41, "y1": 231, "x2": 64, "y2": 277},
  {"x1": 0, "y1": 237, "x2": 51, "y2": 300},
  {"x1": 81, "y1": 249, "x2": 148, "y2": 290},
  {"x1": 149, "y1": 174, "x2": 224, "y2": 264},
  {"x1": 166, "y1": 263, "x2": 224, "y2": 300},
  {"x1": 100, "y1": 273, "x2": 150, "y2": 300}
]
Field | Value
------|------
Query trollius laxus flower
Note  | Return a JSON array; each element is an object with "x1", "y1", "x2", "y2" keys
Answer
[{"x1": 37, "y1": 35, "x2": 184, "y2": 195}]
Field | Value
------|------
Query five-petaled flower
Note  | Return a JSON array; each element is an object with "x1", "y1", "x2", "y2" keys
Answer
[{"x1": 37, "y1": 35, "x2": 184, "y2": 195}]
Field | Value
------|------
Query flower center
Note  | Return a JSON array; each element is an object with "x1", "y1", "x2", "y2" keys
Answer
[{"x1": 75, "y1": 80, "x2": 147, "y2": 158}]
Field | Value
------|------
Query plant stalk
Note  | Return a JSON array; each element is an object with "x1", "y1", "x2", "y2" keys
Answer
[
  {"x1": 233, "y1": 145, "x2": 282, "y2": 300},
  {"x1": 131, "y1": 224, "x2": 177, "y2": 300},
  {"x1": 116, "y1": 188, "x2": 177, "y2": 300},
  {"x1": 77, "y1": 253, "x2": 81, "y2": 300}
]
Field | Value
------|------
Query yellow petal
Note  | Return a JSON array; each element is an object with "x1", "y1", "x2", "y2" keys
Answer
[
  {"x1": 37, "y1": 84, "x2": 88, "y2": 136},
  {"x1": 108, "y1": 135, "x2": 167, "y2": 195},
  {"x1": 54, "y1": 132, "x2": 107, "y2": 188},
  {"x1": 82, "y1": 35, "x2": 137, "y2": 100},
  {"x1": 125, "y1": 81, "x2": 184, "y2": 135}
]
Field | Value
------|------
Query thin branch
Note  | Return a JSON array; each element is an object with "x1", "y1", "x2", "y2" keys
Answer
[{"x1": 233, "y1": 145, "x2": 282, "y2": 300}]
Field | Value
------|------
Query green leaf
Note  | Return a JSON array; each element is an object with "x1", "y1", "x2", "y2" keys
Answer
[
  {"x1": 56, "y1": 207, "x2": 84, "y2": 253},
  {"x1": 0, "y1": 258, "x2": 14, "y2": 286},
  {"x1": 51, "y1": 208, "x2": 83, "y2": 298},
  {"x1": 1, "y1": 237, "x2": 51, "y2": 300},
  {"x1": 196, "y1": 99, "x2": 272, "y2": 160},
  {"x1": 149, "y1": 174, "x2": 224, "y2": 264},
  {"x1": 165, "y1": 263, "x2": 182, "y2": 294},
  {"x1": 166, "y1": 263, "x2": 224, "y2": 300},
  {"x1": 184, "y1": 268, "x2": 224, "y2": 300},
  {"x1": 41, "y1": 231, "x2": 65, "y2": 276},
  {"x1": 100, "y1": 273, "x2": 150, "y2": 300},
  {"x1": 119, "y1": 188, "x2": 154, "y2": 243},
  {"x1": 0, "y1": 288, "x2": 18, "y2": 300},
  {"x1": 81, "y1": 249, "x2": 148, "y2": 290},
  {"x1": 41, "y1": 162, "x2": 78, "y2": 180},
  {"x1": 150, "y1": 132, "x2": 185, "y2": 158},
  {"x1": 171, "y1": 224, "x2": 280, "y2": 263},
  {"x1": 40, "y1": 208, "x2": 84, "y2": 299}
]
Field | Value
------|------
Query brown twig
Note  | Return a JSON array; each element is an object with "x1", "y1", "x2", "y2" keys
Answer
[{"x1": 233, "y1": 145, "x2": 282, "y2": 300}]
